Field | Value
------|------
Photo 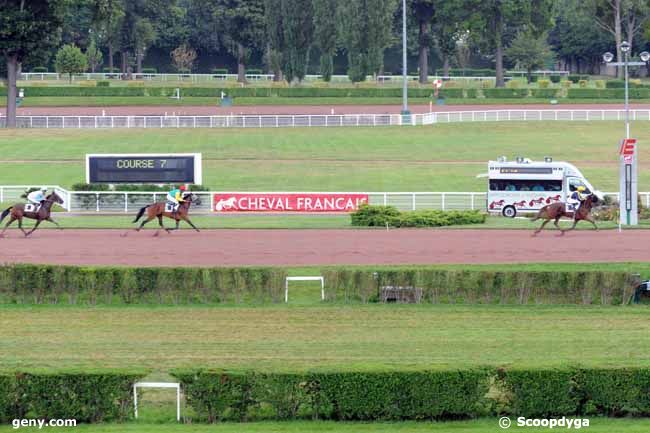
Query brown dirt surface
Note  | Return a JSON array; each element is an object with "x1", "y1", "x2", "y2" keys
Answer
[
  {"x1": 5, "y1": 103, "x2": 650, "y2": 116},
  {"x1": 0, "y1": 228, "x2": 646, "y2": 267}
]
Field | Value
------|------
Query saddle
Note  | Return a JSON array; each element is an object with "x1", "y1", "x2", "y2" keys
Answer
[
  {"x1": 24, "y1": 203, "x2": 41, "y2": 213},
  {"x1": 165, "y1": 201, "x2": 178, "y2": 213}
]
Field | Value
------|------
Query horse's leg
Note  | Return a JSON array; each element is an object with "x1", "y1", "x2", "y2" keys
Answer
[
  {"x1": 553, "y1": 216, "x2": 563, "y2": 232},
  {"x1": 561, "y1": 218, "x2": 578, "y2": 236},
  {"x1": 0, "y1": 216, "x2": 17, "y2": 237},
  {"x1": 181, "y1": 216, "x2": 200, "y2": 232},
  {"x1": 159, "y1": 215, "x2": 171, "y2": 233},
  {"x1": 584, "y1": 215, "x2": 598, "y2": 230},
  {"x1": 46, "y1": 217, "x2": 62, "y2": 230},
  {"x1": 533, "y1": 219, "x2": 549, "y2": 236},
  {"x1": 25, "y1": 219, "x2": 42, "y2": 236},
  {"x1": 136, "y1": 216, "x2": 154, "y2": 232}
]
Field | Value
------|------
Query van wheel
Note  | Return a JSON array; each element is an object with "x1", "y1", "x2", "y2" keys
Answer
[{"x1": 502, "y1": 206, "x2": 517, "y2": 218}]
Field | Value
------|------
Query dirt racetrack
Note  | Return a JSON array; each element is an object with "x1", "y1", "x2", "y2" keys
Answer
[{"x1": 0, "y1": 228, "x2": 647, "y2": 267}]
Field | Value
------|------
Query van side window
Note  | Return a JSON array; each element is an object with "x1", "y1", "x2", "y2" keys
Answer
[
  {"x1": 568, "y1": 178, "x2": 591, "y2": 194},
  {"x1": 490, "y1": 180, "x2": 562, "y2": 192}
]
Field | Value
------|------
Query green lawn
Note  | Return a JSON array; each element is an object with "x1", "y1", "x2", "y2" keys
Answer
[
  {"x1": 1, "y1": 419, "x2": 650, "y2": 433},
  {"x1": 2, "y1": 303, "x2": 649, "y2": 373},
  {"x1": 0, "y1": 122, "x2": 647, "y2": 191}
]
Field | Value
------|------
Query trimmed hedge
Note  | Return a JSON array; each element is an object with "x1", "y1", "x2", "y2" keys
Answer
[
  {"x1": 435, "y1": 68, "x2": 495, "y2": 77},
  {"x1": 172, "y1": 369, "x2": 490, "y2": 422},
  {"x1": 0, "y1": 264, "x2": 287, "y2": 305},
  {"x1": 568, "y1": 88, "x2": 650, "y2": 99},
  {"x1": 319, "y1": 268, "x2": 637, "y2": 304},
  {"x1": 71, "y1": 183, "x2": 209, "y2": 192},
  {"x1": 0, "y1": 372, "x2": 144, "y2": 422},
  {"x1": 350, "y1": 205, "x2": 485, "y2": 228},
  {"x1": 482, "y1": 88, "x2": 529, "y2": 98},
  {"x1": 531, "y1": 88, "x2": 559, "y2": 98}
]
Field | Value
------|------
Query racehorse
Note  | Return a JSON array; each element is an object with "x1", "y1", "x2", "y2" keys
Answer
[
  {"x1": 0, "y1": 192, "x2": 64, "y2": 237},
  {"x1": 132, "y1": 192, "x2": 201, "y2": 234},
  {"x1": 531, "y1": 194, "x2": 599, "y2": 236}
]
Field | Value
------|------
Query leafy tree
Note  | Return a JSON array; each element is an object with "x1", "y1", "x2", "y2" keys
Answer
[
  {"x1": 213, "y1": 0, "x2": 265, "y2": 83},
  {"x1": 506, "y1": 30, "x2": 553, "y2": 82},
  {"x1": 91, "y1": 0, "x2": 124, "y2": 73},
  {"x1": 410, "y1": 0, "x2": 435, "y2": 83},
  {"x1": 1, "y1": 0, "x2": 66, "y2": 127},
  {"x1": 281, "y1": 0, "x2": 314, "y2": 82},
  {"x1": 312, "y1": 0, "x2": 338, "y2": 81},
  {"x1": 338, "y1": 0, "x2": 398, "y2": 82},
  {"x1": 55, "y1": 44, "x2": 89, "y2": 82},
  {"x1": 86, "y1": 38, "x2": 104, "y2": 72},
  {"x1": 433, "y1": 0, "x2": 469, "y2": 76},
  {"x1": 170, "y1": 44, "x2": 197, "y2": 72}
]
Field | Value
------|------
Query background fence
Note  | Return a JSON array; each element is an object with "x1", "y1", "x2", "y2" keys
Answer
[
  {"x1": 0, "y1": 187, "x2": 640, "y2": 213},
  {"x1": 3, "y1": 110, "x2": 650, "y2": 129}
]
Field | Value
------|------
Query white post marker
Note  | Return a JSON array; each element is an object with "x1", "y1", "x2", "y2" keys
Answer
[
  {"x1": 285, "y1": 276, "x2": 325, "y2": 303},
  {"x1": 133, "y1": 382, "x2": 181, "y2": 422}
]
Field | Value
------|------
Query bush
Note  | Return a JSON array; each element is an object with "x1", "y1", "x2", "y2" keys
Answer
[
  {"x1": 71, "y1": 183, "x2": 209, "y2": 192},
  {"x1": 173, "y1": 369, "x2": 491, "y2": 422},
  {"x1": 567, "y1": 88, "x2": 650, "y2": 99},
  {"x1": 500, "y1": 369, "x2": 579, "y2": 417},
  {"x1": 537, "y1": 79, "x2": 550, "y2": 89},
  {"x1": 531, "y1": 89, "x2": 559, "y2": 98},
  {"x1": 31, "y1": 66, "x2": 48, "y2": 73},
  {"x1": 549, "y1": 75, "x2": 561, "y2": 83},
  {"x1": 141, "y1": 68, "x2": 157, "y2": 74},
  {"x1": 96, "y1": 80, "x2": 110, "y2": 87},
  {"x1": 318, "y1": 268, "x2": 637, "y2": 305},
  {"x1": 350, "y1": 204, "x2": 400, "y2": 227},
  {"x1": 561, "y1": 80, "x2": 573, "y2": 89},
  {"x1": 579, "y1": 80, "x2": 588, "y2": 88},
  {"x1": 605, "y1": 80, "x2": 645, "y2": 89},
  {"x1": 0, "y1": 371, "x2": 145, "y2": 423},
  {"x1": 568, "y1": 74, "x2": 580, "y2": 83},
  {"x1": 0, "y1": 264, "x2": 288, "y2": 305},
  {"x1": 579, "y1": 368, "x2": 650, "y2": 416},
  {"x1": 350, "y1": 205, "x2": 485, "y2": 228},
  {"x1": 595, "y1": 80, "x2": 606, "y2": 89},
  {"x1": 481, "y1": 88, "x2": 529, "y2": 98}
]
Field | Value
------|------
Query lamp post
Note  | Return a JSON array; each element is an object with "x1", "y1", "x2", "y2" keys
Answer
[
  {"x1": 401, "y1": 0, "x2": 410, "y2": 117},
  {"x1": 602, "y1": 44, "x2": 650, "y2": 226}
]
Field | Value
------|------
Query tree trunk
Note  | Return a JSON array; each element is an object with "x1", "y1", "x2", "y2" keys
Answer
[
  {"x1": 418, "y1": 20, "x2": 429, "y2": 84},
  {"x1": 527, "y1": 68, "x2": 532, "y2": 84},
  {"x1": 136, "y1": 49, "x2": 142, "y2": 74},
  {"x1": 237, "y1": 43, "x2": 246, "y2": 83},
  {"x1": 614, "y1": 0, "x2": 623, "y2": 79},
  {"x1": 443, "y1": 56, "x2": 450, "y2": 77},
  {"x1": 108, "y1": 43, "x2": 114, "y2": 72},
  {"x1": 5, "y1": 54, "x2": 18, "y2": 128},
  {"x1": 121, "y1": 51, "x2": 127, "y2": 79},
  {"x1": 494, "y1": 8, "x2": 505, "y2": 88}
]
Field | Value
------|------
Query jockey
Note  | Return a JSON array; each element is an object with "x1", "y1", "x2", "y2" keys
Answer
[
  {"x1": 27, "y1": 187, "x2": 47, "y2": 207},
  {"x1": 568, "y1": 186, "x2": 588, "y2": 215},
  {"x1": 167, "y1": 185, "x2": 187, "y2": 214}
]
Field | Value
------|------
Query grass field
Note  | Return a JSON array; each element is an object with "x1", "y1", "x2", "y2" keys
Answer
[
  {"x1": 0, "y1": 122, "x2": 648, "y2": 191},
  {"x1": 2, "y1": 302, "x2": 649, "y2": 373},
  {"x1": 2, "y1": 419, "x2": 650, "y2": 433}
]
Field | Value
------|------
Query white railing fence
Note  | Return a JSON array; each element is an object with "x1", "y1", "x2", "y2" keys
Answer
[
  {"x1": 0, "y1": 187, "x2": 644, "y2": 214},
  {"x1": 3, "y1": 110, "x2": 650, "y2": 129}
]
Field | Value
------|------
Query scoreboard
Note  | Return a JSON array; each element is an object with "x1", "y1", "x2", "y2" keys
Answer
[{"x1": 86, "y1": 153, "x2": 202, "y2": 184}]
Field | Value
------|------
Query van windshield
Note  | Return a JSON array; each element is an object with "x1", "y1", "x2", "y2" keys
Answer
[
  {"x1": 489, "y1": 179, "x2": 562, "y2": 192},
  {"x1": 567, "y1": 177, "x2": 591, "y2": 194}
]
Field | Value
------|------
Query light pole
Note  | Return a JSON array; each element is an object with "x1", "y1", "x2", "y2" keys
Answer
[
  {"x1": 401, "y1": 0, "x2": 410, "y2": 117},
  {"x1": 602, "y1": 44, "x2": 650, "y2": 226}
]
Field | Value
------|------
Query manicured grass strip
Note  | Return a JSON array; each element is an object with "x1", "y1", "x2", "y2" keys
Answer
[{"x1": 2, "y1": 304, "x2": 650, "y2": 372}]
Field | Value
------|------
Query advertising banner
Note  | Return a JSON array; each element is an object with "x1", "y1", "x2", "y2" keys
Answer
[{"x1": 213, "y1": 193, "x2": 368, "y2": 212}]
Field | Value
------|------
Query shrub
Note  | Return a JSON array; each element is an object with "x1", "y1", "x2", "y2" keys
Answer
[
  {"x1": 579, "y1": 80, "x2": 588, "y2": 88},
  {"x1": 350, "y1": 204, "x2": 400, "y2": 227},
  {"x1": 531, "y1": 89, "x2": 559, "y2": 98},
  {"x1": 500, "y1": 369, "x2": 579, "y2": 417},
  {"x1": 579, "y1": 368, "x2": 650, "y2": 416},
  {"x1": 505, "y1": 80, "x2": 520, "y2": 89},
  {"x1": 173, "y1": 369, "x2": 491, "y2": 422},
  {"x1": 350, "y1": 205, "x2": 485, "y2": 228},
  {"x1": 482, "y1": 88, "x2": 529, "y2": 98},
  {"x1": 71, "y1": 183, "x2": 209, "y2": 192},
  {"x1": 212, "y1": 68, "x2": 229, "y2": 75},
  {"x1": 567, "y1": 74, "x2": 580, "y2": 83},
  {"x1": 31, "y1": 66, "x2": 48, "y2": 73},
  {"x1": 549, "y1": 75, "x2": 561, "y2": 83},
  {"x1": 595, "y1": 80, "x2": 606, "y2": 89},
  {"x1": 537, "y1": 79, "x2": 550, "y2": 89},
  {"x1": 96, "y1": 80, "x2": 110, "y2": 87},
  {"x1": 141, "y1": 68, "x2": 157, "y2": 74},
  {"x1": 561, "y1": 80, "x2": 573, "y2": 89}
]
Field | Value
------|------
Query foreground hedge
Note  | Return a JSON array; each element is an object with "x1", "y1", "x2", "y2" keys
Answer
[
  {"x1": 0, "y1": 371, "x2": 144, "y2": 423},
  {"x1": 350, "y1": 205, "x2": 485, "y2": 228},
  {"x1": 173, "y1": 367, "x2": 650, "y2": 422},
  {"x1": 172, "y1": 369, "x2": 490, "y2": 422},
  {"x1": 0, "y1": 265, "x2": 287, "y2": 305},
  {"x1": 320, "y1": 268, "x2": 637, "y2": 304}
]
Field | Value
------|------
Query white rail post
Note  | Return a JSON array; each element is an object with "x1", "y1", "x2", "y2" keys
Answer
[
  {"x1": 441, "y1": 193, "x2": 446, "y2": 210},
  {"x1": 471, "y1": 193, "x2": 475, "y2": 210},
  {"x1": 0, "y1": 187, "x2": 3, "y2": 203},
  {"x1": 383, "y1": 193, "x2": 387, "y2": 206},
  {"x1": 124, "y1": 193, "x2": 128, "y2": 213},
  {"x1": 96, "y1": 193, "x2": 100, "y2": 212},
  {"x1": 412, "y1": 193, "x2": 416, "y2": 210}
]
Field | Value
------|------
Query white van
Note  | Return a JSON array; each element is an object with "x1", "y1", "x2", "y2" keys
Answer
[{"x1": 486, "y1": 157, "x2": 599, "y2": 218}]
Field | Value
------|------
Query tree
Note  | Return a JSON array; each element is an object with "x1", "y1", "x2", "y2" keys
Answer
[
  {"x1": 506, "y1": 30, "x2": 553, "y2": 82},
  {"x1": 265, "y1": 0, "x2": 284, "y2": 80},
  {"x1": 433, "y1": 0, "x2": 469, "y2": 77},
  {"x1": 1, "y1": 0, "x2": 66, "y2": 128},
  {"x1": 91, "y1": 0, "x2": 124, "y2": 73},
  {"x1": 281, "y1": 0, "x2": 314, "y2": 82},
  {"x1": 171, "y1": 44, "x2": 197, "y2": 72},
  {"x1": 213, "y1": 0, "x2": 265, "y2": 83},
  {"x1": 312, "y1": 0, "x2": 338, "y2": 81},
  {"x1": 55, "y1": 44, "x2": 89, "y2": 82},
  {"x1": 338, "y1": 0, "x2": 398, "y2": 82},
  {"x1": 410, "y1": 0, "x2": 435, "y2": 83},
  {"x1": 86, "y1": 38, "x2": 104, "y2": 72}
]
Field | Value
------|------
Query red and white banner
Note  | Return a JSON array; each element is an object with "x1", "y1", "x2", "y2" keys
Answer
[{"x1": 213, "y1": 193, "x2": 369, "y2": 213}]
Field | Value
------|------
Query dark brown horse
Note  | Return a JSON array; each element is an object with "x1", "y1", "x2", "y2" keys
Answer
[
  {"x1": 0, "y1": 192, "x2": 64, "y2": 237},
  {"x1": 132, "y1": 192, "x2": 201, "y2": 234},
  {"x1": 531, "y1": 194, "x2": 599, "y2": 235}
]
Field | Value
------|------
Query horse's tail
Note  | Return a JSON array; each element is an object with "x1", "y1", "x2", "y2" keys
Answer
[
  {"x1": 132, "y1": 205, "x2": 150, "y2": 223},
  {"x1": 0, "y1": 207, "x2": 12, "y2": 223}
]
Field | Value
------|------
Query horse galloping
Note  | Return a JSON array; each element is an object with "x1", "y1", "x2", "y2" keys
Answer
[
  {"x1": 132, "y1": 192, "x2": 201, "y2": 234},
  {"x1": 531, "y1": 194, "x2": 599, "y2": 235},
  {"x1": 0, "y1": 192, "x2": 65, "y2": 237}
]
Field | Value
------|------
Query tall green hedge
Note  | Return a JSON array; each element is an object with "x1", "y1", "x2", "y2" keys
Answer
[
  {"x1": 482, "y1": 88, "x2": 529, "y2": 98},
  {"x1": 567, "y1": 88, "x2": 650, "y2": 99},
  {"x1": 350, "y1": 205, "x2": 485, "y2": 228},
  {"x1": 172, "y1": 369, "x2": 490, "y2": 422},
  {"x1": 0, "y1": 265, "x2": 287, "y2": 305},
  {"x1": 0, "y1": 371, "x2": 144, "y2": 423},
  {"x1": 319, "y1": 268, "x2": 637, "y2": 304}
]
